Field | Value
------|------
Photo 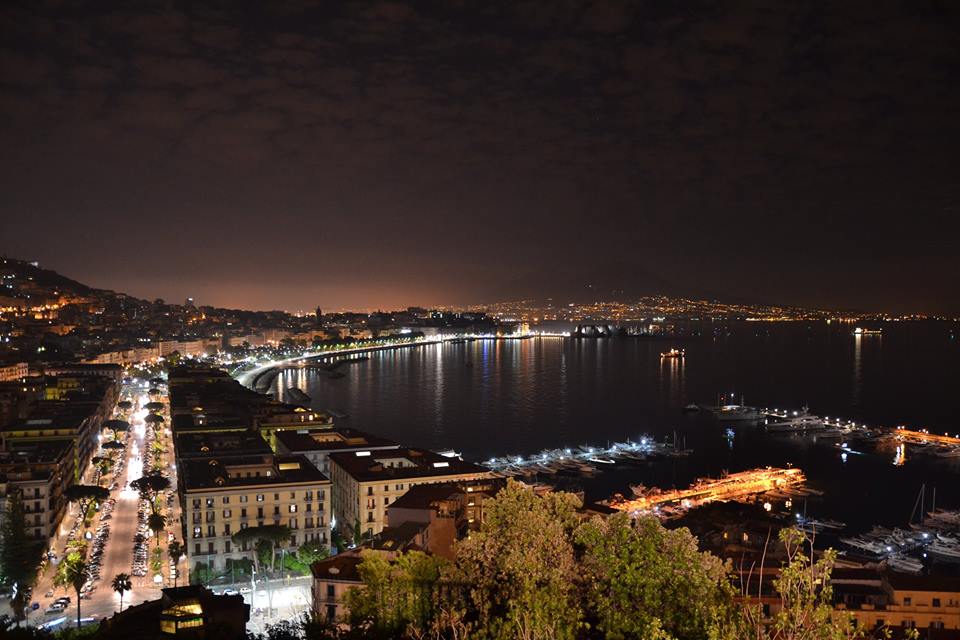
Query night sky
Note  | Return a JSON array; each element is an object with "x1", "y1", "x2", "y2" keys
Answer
[{"x1": 2, "y1": 1, "x2": 958, "y2": 313}]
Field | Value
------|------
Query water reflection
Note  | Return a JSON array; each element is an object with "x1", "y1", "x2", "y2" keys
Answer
[
  {"x1": 852, "y1": 333, "x2": 862, "y2": 407},
  {"x1": 658, "y1": 354, "x2": 686, "y2": 407}
]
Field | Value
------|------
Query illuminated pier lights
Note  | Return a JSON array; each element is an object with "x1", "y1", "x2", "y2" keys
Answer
[{"x1": 611, "y1": 467, "x2": 807, "y2": 514}]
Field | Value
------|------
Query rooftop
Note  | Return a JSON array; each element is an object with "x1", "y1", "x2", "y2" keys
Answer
[
  {"x1": 329, "y1": 448, "x2": 489, "y2": 483},
  {"x1": 180, "y1": 454, "x2": 328, "y2": 491},
  {"x1": 175, "y1": 430, "x2": 273, "y2": 460},
  {"x1": 275, "y1": 427, "x2": 398, "y2": 454},
  {"x1": 310, "y1": 552, "x2": 364, "y2": 583}
]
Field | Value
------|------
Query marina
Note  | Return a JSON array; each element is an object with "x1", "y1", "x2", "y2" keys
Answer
[{"x1": 483, "y1": 436, "x2": 691, "y2": 478}]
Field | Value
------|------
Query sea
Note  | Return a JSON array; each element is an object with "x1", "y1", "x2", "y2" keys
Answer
[{"x1": 268, "y1": 321, "x2": 960, "y2": 532}]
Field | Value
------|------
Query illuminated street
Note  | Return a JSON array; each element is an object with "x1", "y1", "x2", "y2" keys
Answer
[{"x1": 18, "y1": 378, "x2": 182, "y2": 630}]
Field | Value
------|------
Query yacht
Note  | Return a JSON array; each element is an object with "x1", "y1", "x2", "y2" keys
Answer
[
  {"x1": 660, "y1": 348, "x2": 685, "y2": 359},
  {"x1": 887, "y1": 555, "x2": 924, "y2": 574},
  {"x1": 928, "y1": 541, "x2": 960, "y2": 561},
  {"x1": 711, "y1": 404, "x2": 765, "y2": 422},
  {"x1": 766, "y1": 415, "x2": 825, "y2": 433}
]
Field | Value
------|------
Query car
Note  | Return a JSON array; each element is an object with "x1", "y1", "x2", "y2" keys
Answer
[
  {"x1": 55, "y1": 597, "x2": 71, "y2": 605},
  {"x1": 239, "y1": 587, "x2": 251, "y2": 594},
  {"x1": 44, "y1": 590, "x2": 54, "y2": 598}
]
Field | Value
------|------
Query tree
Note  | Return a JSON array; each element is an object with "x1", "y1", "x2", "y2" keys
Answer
[
  {"x1": 64, "y1": 485, "x2": 109, "y2": 528},
  {"x1": 232, "y1": 524, "x2": 291, "y2": 575},
  {"x1": 112, "y1": 573, "x2": 132, "y2": 612},
  {"x1": 346, "y1": 550, "x2": 446, "y2": 637},
  {"x1": 446, "y1": 480, "x2": 582, "y2": 640},
  {"x1": 168, "y1": 540, "x2": 184, "y2": 587},
  {"x1": 294, "y1": 538, "x2": 329, "y2": 567},
  {"x1": 737, "y1": 528, "x2": 918, "y2": 640},
  {"x1": 148, "y1": 513, "x2": 166, "y2": 548},
  {"x1": 1, "y1": 490, "x2": 38, "y2": 628},
  {"x1": 55, "y1": 554, "x2": 89, "y2": 629},
  {"x1": 231, "y1": 527, "x2": 264, "y2": 576},
  {"x1": 576, "y1": 512, "x2": 741, "y2": 640},
  {"x1": 129, "y1": 474, "x2": 170, "y2": 515},
  {"x1": 91, "y1": 456, "x2": 113, "y2": 486}
]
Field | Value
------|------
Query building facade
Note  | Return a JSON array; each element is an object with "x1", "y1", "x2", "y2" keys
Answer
[
  {"x1": 328, "y1": 448, "x2": 492, "y2": 539},
  {"x1": 179, "y1": 453, "x2": 332, "y2": 573}
]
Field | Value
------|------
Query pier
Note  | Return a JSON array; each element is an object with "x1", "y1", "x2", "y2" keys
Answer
[{"x1": 607, "y1": 467, "x2": 807, "y2": 514}]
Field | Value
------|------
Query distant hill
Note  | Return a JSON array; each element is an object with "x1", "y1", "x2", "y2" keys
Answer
[{"x1": 1, "y1": 256, "x2": 102, "y2": 296}]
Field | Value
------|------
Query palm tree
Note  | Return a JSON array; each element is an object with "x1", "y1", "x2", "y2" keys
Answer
[
  {"x1": 148, "y1": 512, "x2": 167, "y2": 548},
  {"x1": 112, "y1": 573, "x2": 132, "y2": 612},
  {"x1": 59, "y1": 555, "x2": 89, "y2": 629},
  {"x1": 167, "y1": 540, "x2": 184, "y2": 587}
]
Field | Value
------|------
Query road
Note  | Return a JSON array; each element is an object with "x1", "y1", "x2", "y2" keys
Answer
[
  {"x1": 18, "y1": 379, "x2": 181, "y2": 630},
  {"x1": 8, "y1": 374, "x2": 309, "y2": 634}
]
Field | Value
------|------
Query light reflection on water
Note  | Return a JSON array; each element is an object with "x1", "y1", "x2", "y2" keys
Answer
[{"x1": 273, "y1": 322, "x2": 960, "y2": 528}]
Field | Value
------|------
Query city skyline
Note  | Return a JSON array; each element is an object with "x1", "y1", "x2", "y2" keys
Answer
[{"x1": 2, "y1": 2, "x2": 958, "y2": 314}]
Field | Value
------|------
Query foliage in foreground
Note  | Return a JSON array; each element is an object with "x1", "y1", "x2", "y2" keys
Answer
[{"x1": 331, "y1": 481, "x2": 916, "y2": 640}]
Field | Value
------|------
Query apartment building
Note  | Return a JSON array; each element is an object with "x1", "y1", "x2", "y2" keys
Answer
[
  {"x1": 384, "y1": 480, "x2": 501, "y2": 559},
  {"x1": 836, "y1": 572, "x2": 960, "y2": 634},
  {"x1": 178, "y1": 451, "x2": 331, "y2": 573},
  {"x1": 275, "y1": 428, "x2": 399, "y2": 475},
  {"x1": 311, "y1": 552, "x2": 365, "y2": 624},
  {"x1": 0, "y1": 361, "x2": 29, "y2": 382},
  {"x1": 0, "y1": 374, "x2": 117, "y2": 477},
  {"x1": 328, "y1": 448, "x2": 492, "y2": 539},
  {"x1": 0, "y1": 439, "x2": 73, "y2": 541}
]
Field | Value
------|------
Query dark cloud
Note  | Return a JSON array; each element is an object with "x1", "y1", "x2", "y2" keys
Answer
[{"x1": 1, "y1": 0, "x2": 958, "y2": 312}]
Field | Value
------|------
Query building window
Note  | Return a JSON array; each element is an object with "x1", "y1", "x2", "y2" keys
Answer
[
  {"x1": 240, "y1": 522, "x2": 248, "y2": 530},
  {"x1": 256, "y1": 494, "x2": 264, "y2": 502},
  {"x1": 326, "y1": 605, "x2": 336, "y2": 621},
  {"x1": 289, "y1": 504, "x2": 297, "y2": 513},
  {"x1": 225, "y1": 541, "x2": 231, "y2": 553},
  {"x1": 206, "y1": 498, "x2": 214, "y2": 508},
  {"x1": 290, "y1": 534, "x2": 297, "y2": 546},
  {"x1": 306, "y1": 503, "x2": 312, "y2": 513},
  {"x1": 290, "y1": 492, "x2": 296, "y2": 499},
  {"x1": 384, "y1": 497, "x2": 390, "y2": 505},
  {"x1": 223, "y1": 509, "x2": 231, "y2": 518},
  {"x1": 207, "y1": 525, "x2": 215, "y2": 537},
  {"x1": 193, "y1": 527, "x2": 201, "y2": 538},
  {"x1": 904, "y1": 597, "x2": 912, "y2": 606},
  {"x1": 240, "y1": 495, "x2": 248, "y2": 503},
  {"x1": 224, "y1": 524, "x2": 231, "y2": 535},
  {"x1": 274, "y1": 506, "x2": 280, "y2": 515},
  {"x1": 241, "y1": 508, "x2": 247, "y2": 517},
  {"x1": 274, "y1": 493, "x2": 279, "y2": 501},
  {"x1": 932, "y1": 598, "x2": 941, "y2": 608},
  {"x1": 222, "y1": 496, "x2": 230, "y2": 504},
  {"x1": 931, "y1": 621, "x2": 944, "y2": 629},
  {"x1": 192, "y1": 499, "x2": 201, "y2": 509},
  {"x1": 367, "y1": 512, "x2": 374, "y2": 523},
  {"x1": 195, "y1": 543, "x2": 201, "y2": 555},
  {"x1": 207, "y1": 542, "x2": 214, "y2": 554}
]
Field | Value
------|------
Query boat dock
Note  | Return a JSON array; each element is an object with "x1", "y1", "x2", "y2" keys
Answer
[
  {"x1": 607, "y1": 466, "x2": 807, "y2": 514},
  {"x1": 483, "y1": 437, "x2": 690, "y2": 478}
]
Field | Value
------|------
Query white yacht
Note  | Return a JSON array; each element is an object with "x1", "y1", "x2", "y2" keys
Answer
[{"x1": 766, "y1": 415, "x2": 825, "y2": 433}]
